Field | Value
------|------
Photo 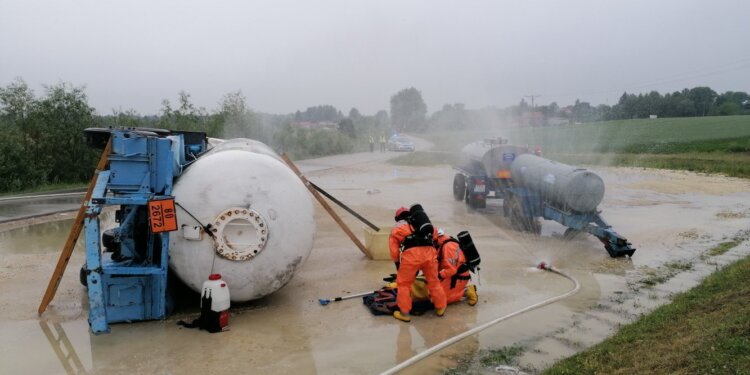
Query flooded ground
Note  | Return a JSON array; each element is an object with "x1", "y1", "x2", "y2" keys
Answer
[
  {"x1": 0, "y1": 194, "x2": 83, "y2": 223},
  {"x1": 1, "y1": 144, "x2": 749, "y2": 374}
]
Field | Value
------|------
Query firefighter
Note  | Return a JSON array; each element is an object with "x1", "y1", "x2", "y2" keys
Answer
[
  {"x1": 369, "y1": 135, "x2": 375, "y2": 152},
  {"x1": 435, "y1": 228, "x2": 478, "y2": 306},
  {"x1": 389, "y1": 207, "x2": 447, "y2": 322},
  {"x1": 380, "y1": 134, "x2": 387, "y2": 152}
]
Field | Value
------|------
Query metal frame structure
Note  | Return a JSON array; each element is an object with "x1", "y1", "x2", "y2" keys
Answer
[{"x1": 82, "y1": 129, "x2": 205, "y2": 334}]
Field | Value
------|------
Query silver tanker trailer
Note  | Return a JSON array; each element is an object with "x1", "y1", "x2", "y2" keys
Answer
[{"x1": 453, "y1": 138, "x2": 635, "y2": 257}]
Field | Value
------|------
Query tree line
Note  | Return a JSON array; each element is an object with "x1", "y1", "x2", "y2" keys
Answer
[
  {"x1": 555, "y1": 87, "x2": 750, "y2": 124},
  {"x1": 394, "y1": 86, "x2": 750, "y2": 132},
  {"x1": 0, "y1": 78, "x2": 391, "y2": 193},
  {"x1": 1, "y1": 77, "x2": 747, "y2": 193},
  {"x1": 0, "y1": 80, "x2": 99, "y2": 192}
]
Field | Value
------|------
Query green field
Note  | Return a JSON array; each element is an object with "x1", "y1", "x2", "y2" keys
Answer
[
  {"x1": 512, "y1": 115, "x2": 750, "y2": 154},
  {"x1": 395, "y1": 115, "x2": 750, "y2": 177}
]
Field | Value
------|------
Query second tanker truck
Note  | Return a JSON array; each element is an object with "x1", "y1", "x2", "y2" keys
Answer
[{"x1": 453, "y1": 137, "x2": 635, "y2": 258}]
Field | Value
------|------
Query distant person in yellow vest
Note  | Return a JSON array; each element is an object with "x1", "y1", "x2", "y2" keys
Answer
[
  {"x1": 369, "y1": 135, "x2": 374, "y2": 152},
  {"x1": 380, "y1": 135, "x2": 386, "y2": 152}
]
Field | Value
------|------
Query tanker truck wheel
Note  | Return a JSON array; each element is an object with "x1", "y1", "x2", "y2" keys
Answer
[
  {"x1": 508, "y1": 196, "x2": 541, "y2": 234},
  {"x1": 467, "y1": 194, "x2": 486, "y2": 209},
  {"x1": 563, "y1": 228, "x2": 582, "y2": 240},
  {"x1": 453, "y1": 174, "x2": 466, "y2": 201},
  {"x1": 79, "y1": 265, "x2": 87, "y2": 288}
]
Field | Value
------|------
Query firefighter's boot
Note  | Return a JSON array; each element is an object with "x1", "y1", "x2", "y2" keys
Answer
[
  {"x1": 393, "y1": 310, "x2": 411, "y2": 323},
  {"x1": 435, "y1": 307, "x2": 446, "y2": 317},
  {"x1": 466, "y1": 285, "x2": 478, "y2": 306}
]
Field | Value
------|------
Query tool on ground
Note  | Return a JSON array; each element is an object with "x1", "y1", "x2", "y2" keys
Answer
[
  {"x1": 309, "y1": 181, "x2": 379, "y2": 232},
  {"x1": 38, "y1": 139, "x2": 112, "y2": 316},
  {"x1": 281, "y1": 153, "x2": 370, "y2": 257},
  {"x1": 453, "y1": 138, "x2": 635, "y2": 257},
  {"x1": 318, "y1": 290, "x2": 376, "y2": 306}
]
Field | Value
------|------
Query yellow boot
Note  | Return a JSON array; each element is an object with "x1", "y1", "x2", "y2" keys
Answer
[
  {"x1": 435, "y1": 307, "x2": 446, "y2": 317},
  {"x1": 466, "y1": 285, "x2": 478, "y2": 306},
  {"x1": 393, "y1": 310, "x2": 411, "y2": 322}
]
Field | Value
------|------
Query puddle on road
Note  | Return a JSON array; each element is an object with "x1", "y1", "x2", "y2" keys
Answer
[
  {"x1": 0, "y1": 196, "x2": 83, "y2": 222},
  {"x1": 0, "y1": 212, "x2": 115, "y2": 255},
  {"x1": 1, "y1": 165, "x2": 749, "y2": 374},
  {"x1": 0, "y1": 219, "x2": 78, "y2": 255}
]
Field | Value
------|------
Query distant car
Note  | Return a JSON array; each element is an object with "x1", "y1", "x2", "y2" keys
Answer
[{"x1": 387, "y1": 136, "x2": 415, "y2": 152}]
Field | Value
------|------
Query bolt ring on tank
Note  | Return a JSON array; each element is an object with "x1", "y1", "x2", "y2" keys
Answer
[{"x1": 211, "y1": 207, "x2": 268, "y2": 261}]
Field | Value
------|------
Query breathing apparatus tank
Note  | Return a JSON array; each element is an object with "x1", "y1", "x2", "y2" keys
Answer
[
  {"x1": 408, "y1": 204, "x2": 434, "y2": 239},
  {"x1": 457, "y1": 231, "x2": 481, "y2": 272}
]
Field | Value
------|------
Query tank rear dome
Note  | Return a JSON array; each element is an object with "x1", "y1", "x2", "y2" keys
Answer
[{"x1": 169, "y1": 140, "x2": 315, "y2": 301}]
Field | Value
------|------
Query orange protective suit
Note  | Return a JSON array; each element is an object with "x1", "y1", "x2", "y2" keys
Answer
[
  {"x1": 389, "y1": 221, "x2": 447, "y2": 314},
  {"x1": 435, "y1": 234, "x2": 472, "y2": 303}
]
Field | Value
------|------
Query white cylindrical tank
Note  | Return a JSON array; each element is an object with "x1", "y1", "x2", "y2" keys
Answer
[
  {"x1": 169, "y1": 138, "x2": 315, "y2": 302},
  {"x1": 510, "y1": 154, "x2": 605, "y2": 213}
]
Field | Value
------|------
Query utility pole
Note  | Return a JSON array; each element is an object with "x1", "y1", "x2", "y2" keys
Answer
[
  {"x1": 523, "y1": 94, "x2": 542, "y2": 127},
  {"x1": 524, "y1": 94, "x2": 541, "y2": 109}
]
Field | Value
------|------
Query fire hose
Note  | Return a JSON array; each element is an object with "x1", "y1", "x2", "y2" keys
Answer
[{"x1": 378, "y1": 262, "x2": 581, "y2": 375}]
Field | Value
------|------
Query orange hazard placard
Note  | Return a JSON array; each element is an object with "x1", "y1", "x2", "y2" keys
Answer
[{"x1": 148, "y1": 198, "x2": 178, "y2": 233}]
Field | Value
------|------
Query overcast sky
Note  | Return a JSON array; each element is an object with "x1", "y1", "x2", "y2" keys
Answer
[{"x1": 1, "y1": 0, "x2": 749, "y2": 116}]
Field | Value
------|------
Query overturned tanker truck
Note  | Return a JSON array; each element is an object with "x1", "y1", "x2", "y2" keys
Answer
[
  {"x1": 453, "y1": 138, "x2": 635, "y2": 258},
  {"x1": 78, "y1": 128, "x2": 315, "y2": 333}
]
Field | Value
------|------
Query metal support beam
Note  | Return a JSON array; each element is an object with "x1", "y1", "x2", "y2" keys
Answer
[
  {"x1": 280, "y1": 153, "x2": 371, "y2": 257},
  {"x1": 84, "y1": 206, "x2": 109, "y2": 334}
]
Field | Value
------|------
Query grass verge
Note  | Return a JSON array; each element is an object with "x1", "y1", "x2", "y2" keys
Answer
[
  {"x1": 552, "y1": 152, "x2": 750, "y2": 179},
  {"x1": 479, "y1": 345, "x2": 525, "y2": 367},
  {"x1": 0, "y1": 182, "x2": 87, "y2": 197},
  {"x1": 544, "y1": 255, "x2": 750, "y2": 375},
  {"x1": 444, "y1": 345, "x2": 526, "y2": 375},
  {"x1": 707, "y1": 240, "x2": 743, "y2": 257}
]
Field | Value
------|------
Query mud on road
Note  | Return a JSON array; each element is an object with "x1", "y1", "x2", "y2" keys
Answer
[{"x1": 1, "y1": 155, "x2": 749, "y2": 374}]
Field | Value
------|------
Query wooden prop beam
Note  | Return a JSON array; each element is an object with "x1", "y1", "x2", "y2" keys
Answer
[
  {"x1": 280, "y1": 154, "x2": 370, "y2": 257},
  {"x1": 38, "y1": 139, "x2": 112, "y2": 315}
]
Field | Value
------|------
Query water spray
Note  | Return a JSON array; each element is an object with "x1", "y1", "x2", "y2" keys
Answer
[{"x1": 378, "y1": 262, "x2": 581, "y2": 375}]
